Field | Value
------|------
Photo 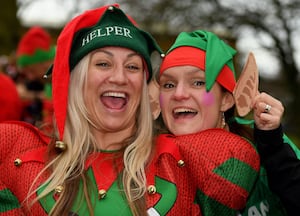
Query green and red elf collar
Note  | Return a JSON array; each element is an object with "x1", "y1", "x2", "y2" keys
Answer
[
  {"x1": 48, "y1": 4, "x2": 163, "y2": 140},
  {"x1": 159, "y1": 30, "x2": 236, "y2": 92}
]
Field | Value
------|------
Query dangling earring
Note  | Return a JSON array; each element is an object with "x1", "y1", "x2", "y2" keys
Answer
[{"x1": 221, "y1": 112, "x2": 226, "y2": 129}]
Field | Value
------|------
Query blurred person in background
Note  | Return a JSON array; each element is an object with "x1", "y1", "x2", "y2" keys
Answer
[
  {"x1": 0, "y1": 72, "x2": 22, "y2": 122},
  {"x1": 16, "y1": 26, "x2": 55, "y2": 127}
]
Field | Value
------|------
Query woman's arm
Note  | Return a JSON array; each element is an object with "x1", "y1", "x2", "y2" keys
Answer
[
  {"x1": 253, "y1": 92, "x2": 300, "y2": 215},
  {"x1": 255, "y1": 126, "x2": 300, "y2": 216}
]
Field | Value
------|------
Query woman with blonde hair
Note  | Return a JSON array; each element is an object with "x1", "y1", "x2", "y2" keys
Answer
[{"x1": 0, "y1": 4, "x2": 163, "y2": 215}]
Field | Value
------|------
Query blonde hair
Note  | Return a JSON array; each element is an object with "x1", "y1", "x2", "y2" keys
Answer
[
  {"x1": 123, "y1": 73, "x2": 154, "y2": 215},
  {"x1": 32, "y1": 53, "x2": 154, "y2": 215}
]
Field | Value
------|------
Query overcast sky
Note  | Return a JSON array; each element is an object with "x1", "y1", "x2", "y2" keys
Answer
[
  {"x1": 17, "y1": 0, "x2": 73, "y2": 27},
  {"x1": 17, "y1": 0, "x2": 117, "y2": 27}
]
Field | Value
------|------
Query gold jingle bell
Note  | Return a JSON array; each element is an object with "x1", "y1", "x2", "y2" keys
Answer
[
  {"x1": 98, "y1": 189, "x2": 107, "y2": 199},
  {"x1": 55, "y1": 185, "x2": 64, "y2": 195},
  {"x1": 55, "y1": 141, "x2": 67, "y2": 152},
  {"x1": 147, "y1": 185, "x2": 156, "y2": 195},
  {"x1": 177, "y1": 159, "x2": 185, "y2": 167},
  {"x1": 14, "y1": 158, "x2": 22, "y2": 166}
]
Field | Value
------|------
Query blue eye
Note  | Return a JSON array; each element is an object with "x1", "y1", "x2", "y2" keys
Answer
[
  {"x1": 96, "y1": 62, "x2": 110, "y2": 67},
  {"x1": 163, "y1": 82, "x2": 175, "y2": 89},
  {"x1": 127, "y1": 65, "x2": 140, "y2": 71}
]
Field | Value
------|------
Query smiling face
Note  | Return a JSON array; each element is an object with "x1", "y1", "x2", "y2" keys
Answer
[
  {"x1": 159, "y1": 65, "x2": 234, "y2": 136},
  {"x1": 84, "y1": 46, "x2": 144, "y2": 142}
]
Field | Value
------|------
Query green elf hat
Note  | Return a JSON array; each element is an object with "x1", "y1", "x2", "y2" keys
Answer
[
  {"x1": 50, "y1": 4, "x2": 163, "y2": 140},
  {"x1": 16, "y1": 26, "x2": 55, "y2": 68},
  {"x1": 160, "y1": 30, "x2": 236, "y2": 92}
]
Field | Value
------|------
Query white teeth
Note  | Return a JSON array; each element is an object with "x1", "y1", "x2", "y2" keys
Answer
[
  {"x1": 103, "y1": 92, "x2": 126, "y2": 98},
  {"x1": 174, "y1": 108, "x2": 196, "y2": 114}
]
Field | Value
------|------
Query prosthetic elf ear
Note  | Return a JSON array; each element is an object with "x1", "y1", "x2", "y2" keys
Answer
[
  {"x1": 233, "y1": 52, "x2": 259, "y2": 117},
  {"x1": 148, "y1": 78, "x2": 161, "y2": 120}
]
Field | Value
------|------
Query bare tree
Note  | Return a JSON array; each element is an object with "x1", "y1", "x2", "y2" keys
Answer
[{"x1": 0, "y1": 1, "x2": 22, "y2": 54}]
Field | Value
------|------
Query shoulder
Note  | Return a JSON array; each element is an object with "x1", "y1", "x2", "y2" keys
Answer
[
  {"x1": 0, "y1": 121, "x2": 50, "y2": 161},
  {"x1": 0, "y1": 120, "x2": 50, "y2": 140},
  {"x1": 173, "y1": 129, "x2": 260, "y2": 210},
  {"x1": 175, "y1": 128, "x2": 255, "y2": 151},
  {"x1": 174, "y1": 128, "x2": 260, "y2": 170},
  {"x1": 0, "y1": 121, "x2": 50, "y2": 211}
]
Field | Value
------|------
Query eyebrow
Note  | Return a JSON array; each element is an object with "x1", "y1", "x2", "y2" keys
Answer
[
  {"x1": 94, "y1": 49, "x2": 141, "y2": 59},
  {"x1": 96, "y1": 49, "x2": 113, "y2": 56},
  {"x1": 161, "y1": 68, "x2": 204, "y2": 78},
  {"x1": 160, "y1": 73, "x2": 174, "y2": 79}
]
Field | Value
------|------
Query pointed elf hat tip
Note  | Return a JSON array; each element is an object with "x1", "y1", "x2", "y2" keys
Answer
[{"x1": 51, "y1": 4, "x2": 163, "y2": 140}]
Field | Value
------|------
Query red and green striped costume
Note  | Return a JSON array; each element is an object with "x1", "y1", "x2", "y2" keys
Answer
[{"x1": 0, "y1": 121, "x2": 259, "y2": 215}]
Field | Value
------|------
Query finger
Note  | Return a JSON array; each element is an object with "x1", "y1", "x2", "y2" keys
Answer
[
  {"x1": 256, "y1": 113, "x2": 281, "y2": 130},
  {"x1": 255, "y1": 102, "x2": 272, "y2": 115},
  {"x1": 256, "y1": 92, "x2": 284, "y2": 112},
  {"x1": 257, "y1": 101, "x2": 283, "y2": 117},
  {"x1": 254, "y1": 102, "x2": 282, "y2": 124},
  {"x1": 263, "y1": 104, "x2": 272, "y2": 113}
]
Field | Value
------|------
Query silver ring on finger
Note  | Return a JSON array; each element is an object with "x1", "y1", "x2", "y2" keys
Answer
[{"x1": 264, "y1": 104, "x2": 272, "y2": 113}]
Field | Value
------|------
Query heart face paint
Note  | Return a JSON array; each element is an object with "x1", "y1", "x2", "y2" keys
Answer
[{"x1": 202, "y1": 91, "x2": 215, "y2": 106}]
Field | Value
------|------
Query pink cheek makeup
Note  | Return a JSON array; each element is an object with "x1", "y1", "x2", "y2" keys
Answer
[
  {"x1": 202, "y1": 91, "x2": 215, "y2": 106},
  {"x1": 159, "y1": 94, "x2": 164, "y2": 108}
]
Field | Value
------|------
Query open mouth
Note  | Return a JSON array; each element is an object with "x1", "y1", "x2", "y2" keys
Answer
[
  {"x1": 173, "y1": 108, "x2": 198, "y2": 119},
  {"x1": 101, "y1": 92, "x2": 128, "y2": 109}
]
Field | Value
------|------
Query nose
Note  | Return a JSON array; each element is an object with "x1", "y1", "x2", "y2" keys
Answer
[
  {"x1": 108, "y1": 65, "x2": 128, "y2": 84},
  {"x1": 173, "y1": 82, "x2": 189, "y2": 100}
]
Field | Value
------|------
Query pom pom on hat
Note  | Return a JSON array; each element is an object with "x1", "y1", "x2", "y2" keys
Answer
[
  {"x1": 50, "y1": 4, "x2": 163, "y2": 140},
  {"x1": 160, "y1": 30, "x2": 236, "y2": 92},
  {"x1": 16, "y1": 26, "x2": 55, "y2": 68}
]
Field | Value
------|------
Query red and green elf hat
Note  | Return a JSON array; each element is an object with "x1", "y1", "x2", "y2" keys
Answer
[
  {"x1": 50, "y1": 4, "x2": 163, "y2": 140},
  {"x1": 16, "y1": 26, "x2": 55, "y2": 68},
  {"x1": 159, "y1": 30, "x2": 236, "y2": 92}
]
